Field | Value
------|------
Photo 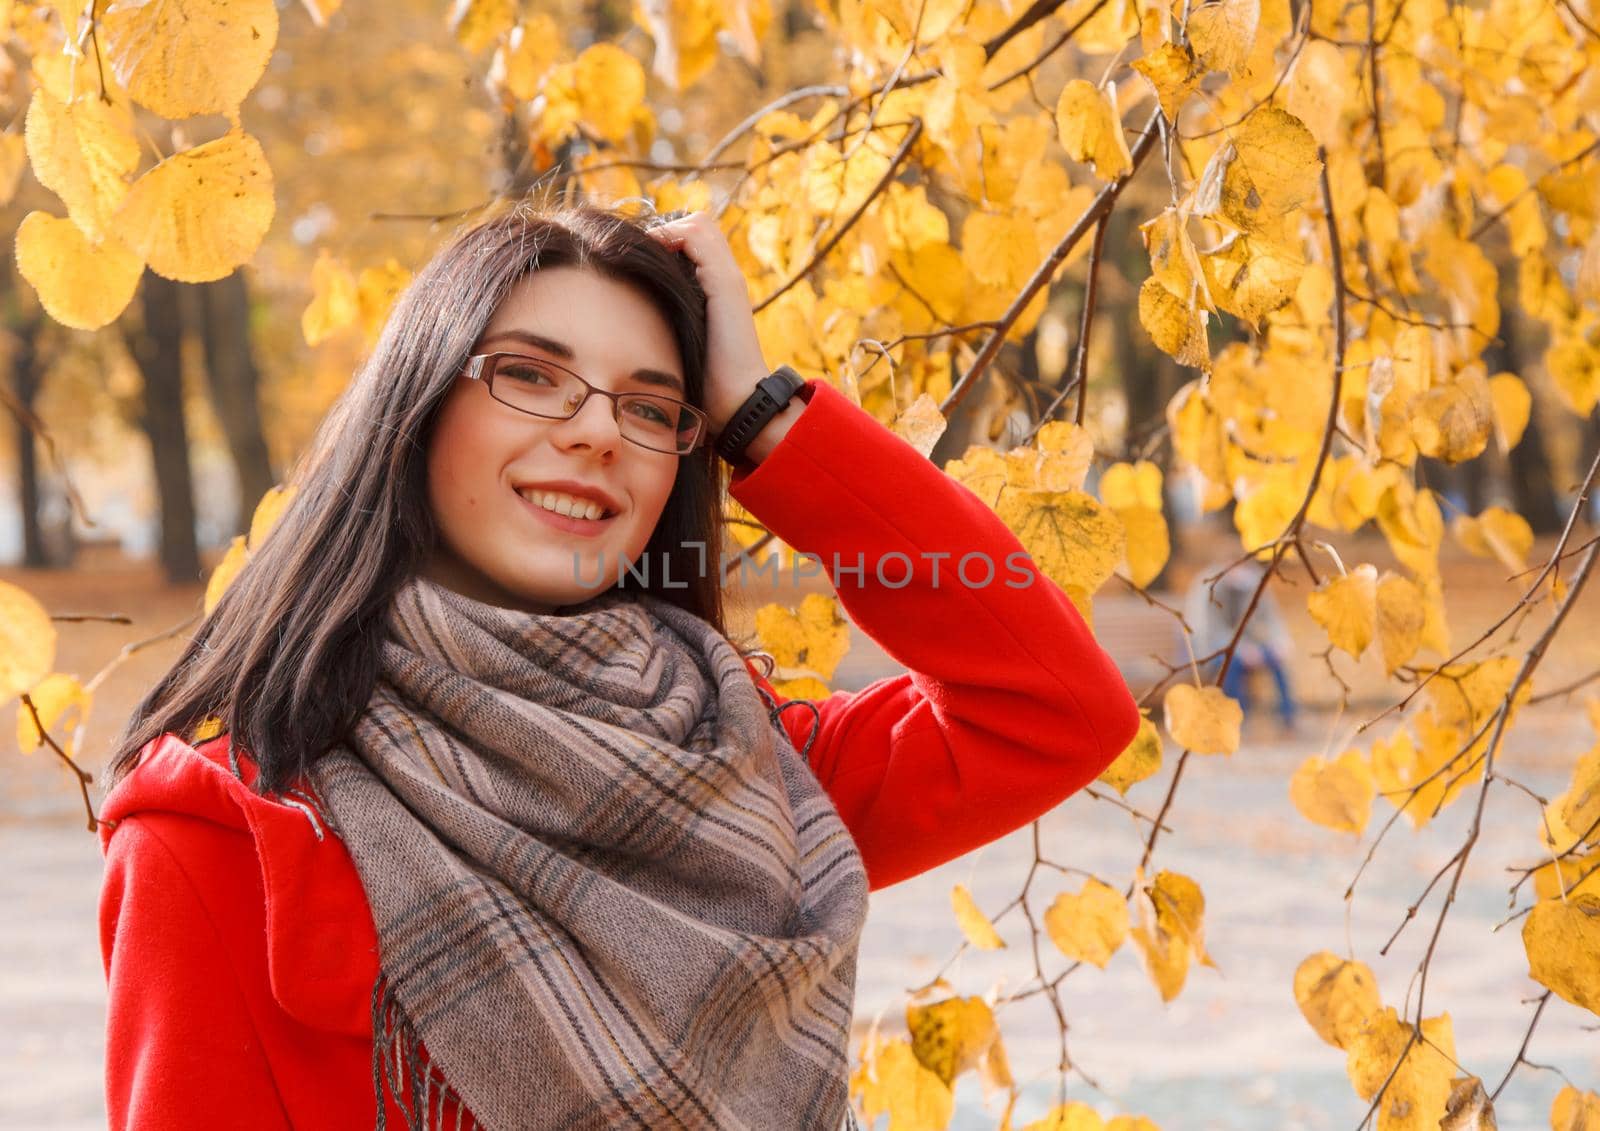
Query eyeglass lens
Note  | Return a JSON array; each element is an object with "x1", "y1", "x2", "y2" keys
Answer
[{"x1": 491, "y1": 356, "x2": 696, "y2": 453}]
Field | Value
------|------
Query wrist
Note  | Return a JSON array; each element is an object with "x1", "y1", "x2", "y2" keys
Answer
[
  {"x1": 737, "y1": 396, "x2": 808, "y2": 466},
  {"x1": 713, "y1": 366, "x2": 807, "y2": 467}
]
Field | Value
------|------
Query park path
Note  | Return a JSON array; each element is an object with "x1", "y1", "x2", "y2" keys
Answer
[{"x1": 3, "y1": 544, "x2": 1598, "y2": 1129}]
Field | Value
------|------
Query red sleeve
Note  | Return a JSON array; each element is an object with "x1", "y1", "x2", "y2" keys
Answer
[
  {"x1": 729, "y1": 380, "x2": 1141, "y2": 891},
  {"x1": 99, "y1": 814, "x2": 293, "y2": 1130}
]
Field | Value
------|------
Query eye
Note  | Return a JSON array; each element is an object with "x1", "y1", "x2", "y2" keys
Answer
[
  {"x1": 498, "y1": 357, "x2": 560, "y2": 385},
  {"x1": 623, "y1": 397, "x2": 677, "y2": 426}
]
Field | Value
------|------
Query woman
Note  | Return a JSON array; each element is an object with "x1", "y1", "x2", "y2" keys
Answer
[{"x1": 97, "y1": 203, "x2": 1141, "y2": 1131}]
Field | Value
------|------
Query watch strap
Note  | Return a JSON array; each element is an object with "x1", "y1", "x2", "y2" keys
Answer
[{"x1": 714, "y1": 365, "x2": 807, "y2": 465}]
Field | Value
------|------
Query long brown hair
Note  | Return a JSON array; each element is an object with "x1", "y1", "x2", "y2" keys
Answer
[{"x1": 106, "y1": 200, "x2": 754, "y2": 797}]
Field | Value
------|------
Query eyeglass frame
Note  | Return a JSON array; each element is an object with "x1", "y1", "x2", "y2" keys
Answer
[{"x1": 459, "y1": 350, "x2": 709, "y2": 455}]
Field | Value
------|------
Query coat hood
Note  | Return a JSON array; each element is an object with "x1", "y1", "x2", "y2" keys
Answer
[{"x1": 98, "y1": 732, "x2": 382, "y2": 1037}]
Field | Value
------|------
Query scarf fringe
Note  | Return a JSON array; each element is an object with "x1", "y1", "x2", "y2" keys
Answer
[{"x1": 372, "y1": 973, "x2": 477, "y2": 1131}]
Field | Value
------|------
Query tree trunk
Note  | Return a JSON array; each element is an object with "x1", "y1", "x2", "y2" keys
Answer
[
  {"x1": 1508, "y1": 405, "x2": 1564, "y2": 533},
  {"x1": 131, "y1": 272, "x2": 202, "y2": 583},
  {"x1": 197, "y1": 270, "x2": 277, "y2": 531},
  {"x1": 9, "y1": 312, "x2": 49, "y2": 567},
  {"x1": 1493, "y1": 261, "x2": 1563, "y2": 532}
]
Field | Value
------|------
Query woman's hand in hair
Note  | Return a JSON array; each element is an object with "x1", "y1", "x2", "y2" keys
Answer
[{"x1": 645, "y1": 210, "x2": 773, "y2": 438}]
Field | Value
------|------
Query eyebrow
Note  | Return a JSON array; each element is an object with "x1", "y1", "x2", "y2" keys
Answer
[{"x1": 480, "y1": 330, "x2": 686, "y2": 395}]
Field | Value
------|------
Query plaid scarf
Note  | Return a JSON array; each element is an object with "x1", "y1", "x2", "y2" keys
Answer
[{"x1": 304, "y1": 575, "x2": 871, "y2": 1131}]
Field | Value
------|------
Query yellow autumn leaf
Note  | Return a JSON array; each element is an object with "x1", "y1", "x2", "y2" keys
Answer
[
  {"x1": 574, "y1": 43, "x2": 647, "y2": 144},
  {"x1": 1141, "y1": 208, "x2": 1209, "y2": 310},
  {"x1": 1216, "y1": 106, "x2": 1321, "y2": 235},
  {"x1": 1521, "y1": 894, "x2": 1600, "y2": 1016},
  {"x1": 1163, "y1": 683, "x2": 1242, "y2": 755},
  {"x1": 993, "y1": 488, "x2": 1125, "y2": 596},
  {"x1": 1043, "y1": 878, "x2": 1129, "y2": 968},
  {"x1": 1200, "y1": 234, "x2": 1304, "y2": 328},
  {"x1": 890, "y1": 393, "x2": 949, "y2": 458},
  {"x1": 1100, "y1": 461, "x2": 1163, "y2": 511},
  {"x1": 1138, "y1": 276, "x2": 1210, "y2": 367},
  {"x1": 1370, "y1": 726, "x2": 1429, "y2": 826},
  {"x1": 1018, "y1": 422, "x2": 1095, "y2": 493},
  {"x1": 1131, "y1": 42, "x2": 1203, "y2": 122},
  {"x1": 492, "y1": 16, "x2": 563, "y2": 101},
  {"x1": 1128, "y1": 868, "x2": 1213, "y2": 1002},
  {"x1": 204, "y1": 534, "x2": 251, "y2": 616},
  {"x1": 1167, "y1": 380, "x2": 1230, "y2": 507},
  {"x1": 1145, "y1": 870, "x2": 1216, "y2": 968},
  {"x1": 1544, "y1": 744, "x2": 1600, "y2": 855},
  {"x1": 1438, "y1": 1076, "x2": 1495, "y2": 1131},
  {"x1": 905, "y1": 996, "x2": 997, "y2": 1085},
  {"x1": 1130, "y1": 914, "x2": 1189, "y2": 1002},
  {"x1": 23, "y1": 83, "x2": 140, "y2": 243},
  {"x1": 117, "y1": 129, "x2": 275, "y2": 284},
  {"x1": 14, "y1": 211, "x2": 145, "y2": 331},
  {"x1": 977, "y1": 1030, "x2": 1014, "y2": 1098},
  {"x1": 247, "y1": 485, "x2": 299, "y2": 551},
  {"x1": 1293, "y1": 952, "x2": 1381, "y2": 1050},
  {"x1": 1375, "y1": 571, "x2": 1424, "y2": 675},
  {"x1": 1289, "y1": 749, "x2": 1375, "y2": 834},
  {"x1": 1424, "y1": 655, "x2": 1525, "y2": 732},
  {"x1": 1307, "y1": 564, "x2": 1378, "y2": 660},
  {"x1": 1098, "y1": 711, "x2": 1162, "y2": 794},
  {"x1": 1451, "y1": 506, "x2": 1533, "y2": 573},
  {"x1": 1552, "y1": 1085, "x2": 1600, "y2": 1131},
  {"x1": 850, "y1": 1036, "x2": 954, "y2": 1131},
  {"x1": 1187, "y1": 0, "x2": 1259, "y2": 76},
  {"x1": 632, "y1": 0, "x2": 723, "y2": 90},
  {"x1": 0, "y1": 134, "x2": 28, "y2": 206},
  {"x1": 1116, "y1": 506, "x2": 1170, "y2": 588},
  {"x1": 1105, "y1": 1118, "x2": 1160, "y2": 1131},
  {"x1": 943, "y1": 445, "x2": 1008, "y2": 506},
  {"x1": 0, "y1": 579, "x2": 57, "y2": 703},
  {"x1": 301, "y1": 250, "x2": 359, "y2": 347},
  {"x1": 951, "y1": 883, "x2": 1006, "y2": 950},
  {"x1": 1411, "y1": 367, "x2": 1492, "y2": 464},
  {"x1": 1055, "y1": 79, "x2": 1132, "y2": 179},
  {"x1": 1546, "y1": 337, "x2": 1600, "y2": 418},
  {"x1": 449, "y1": 0, "x2": 516, "y2": 53},
  {"x1": 1532, "y1": 850, "x2": 1600, "y2": 902},
  {"x1": 754, "y1": 592, "x2": 850, "y2": 696},
  {"x1": 1486, "y1": 372, "x2": 1530, "y2": 453},
  {"x1": 1285, "y1": 40, "x2": 1350, "y2": 149},
  {"x1": 1021, "y1": 1102, "x2": 1107, "y2": 1131},
  {"x1": 963, "y1": 210, "x2": 1038, "y2": 291},
  {"x1": 15, "y1": 671, "x2": 89, "y2": 756},
  {"x1": 100, "y1": 0, "x2": 279, "y2": 118},
  {"x1": 1345, "y1": 1008, "x2": 1458, "y2": 1129},
  {"x1": 356, "y1": 259, "x2": 412, "y2": 345}
]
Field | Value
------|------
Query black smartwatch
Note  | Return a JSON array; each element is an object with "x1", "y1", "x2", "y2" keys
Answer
[{"x1": 714, "y1": 365, "x2": 807, "y2": 466}]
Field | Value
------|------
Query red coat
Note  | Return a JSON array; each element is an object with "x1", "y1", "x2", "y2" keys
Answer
[{"x1": 97, "y1": 378, "x2": 1141, "y2": 1129}]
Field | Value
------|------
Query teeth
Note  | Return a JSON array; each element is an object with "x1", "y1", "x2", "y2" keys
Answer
[{"x1": 519, "y1": 488, "x2": 610, "y2": 520}]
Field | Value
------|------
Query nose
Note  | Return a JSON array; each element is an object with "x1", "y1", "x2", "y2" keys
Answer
[{"x1": 549, "y1": 391, "x2": 624, "y2": 458}]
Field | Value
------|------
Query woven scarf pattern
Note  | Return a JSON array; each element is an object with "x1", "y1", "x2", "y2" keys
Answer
[{"x1": 304, "y1": 576, "x2": 871, "y2": 1131}]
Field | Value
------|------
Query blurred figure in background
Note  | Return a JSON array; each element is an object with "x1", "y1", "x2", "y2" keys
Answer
[{"x1": 1184, "y1": 557, "x2": 1300, "y2": 735}]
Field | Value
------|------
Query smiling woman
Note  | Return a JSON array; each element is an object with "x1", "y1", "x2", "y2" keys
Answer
[
  {"x1": 420, "y1": 266, "x2": 692, "y2": 613},
  {"x1": 93, "y1": 201, "x2": 1141, "y2": 1131}
]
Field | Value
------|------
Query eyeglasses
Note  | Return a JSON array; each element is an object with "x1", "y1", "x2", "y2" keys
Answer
[{"x1": 461, "y1": 351, "x2": 707, "y2": 455}]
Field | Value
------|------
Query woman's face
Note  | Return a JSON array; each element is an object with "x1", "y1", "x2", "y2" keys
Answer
[{"x1": 420, "y1": 265, "x2": 686, "y2": 614}]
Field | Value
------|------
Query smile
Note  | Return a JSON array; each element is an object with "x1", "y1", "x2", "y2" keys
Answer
[{"x1": 513, "y1": 486, "x2": 618, "y2": 538}]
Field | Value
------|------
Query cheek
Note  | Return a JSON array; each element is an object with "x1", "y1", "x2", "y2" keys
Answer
[
  {"x1": 426, "y1": 407, "x2": 502, "y2": 527},
  {"x1": 625, "y1": 462, "x2": 680, "y2": 542}
]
